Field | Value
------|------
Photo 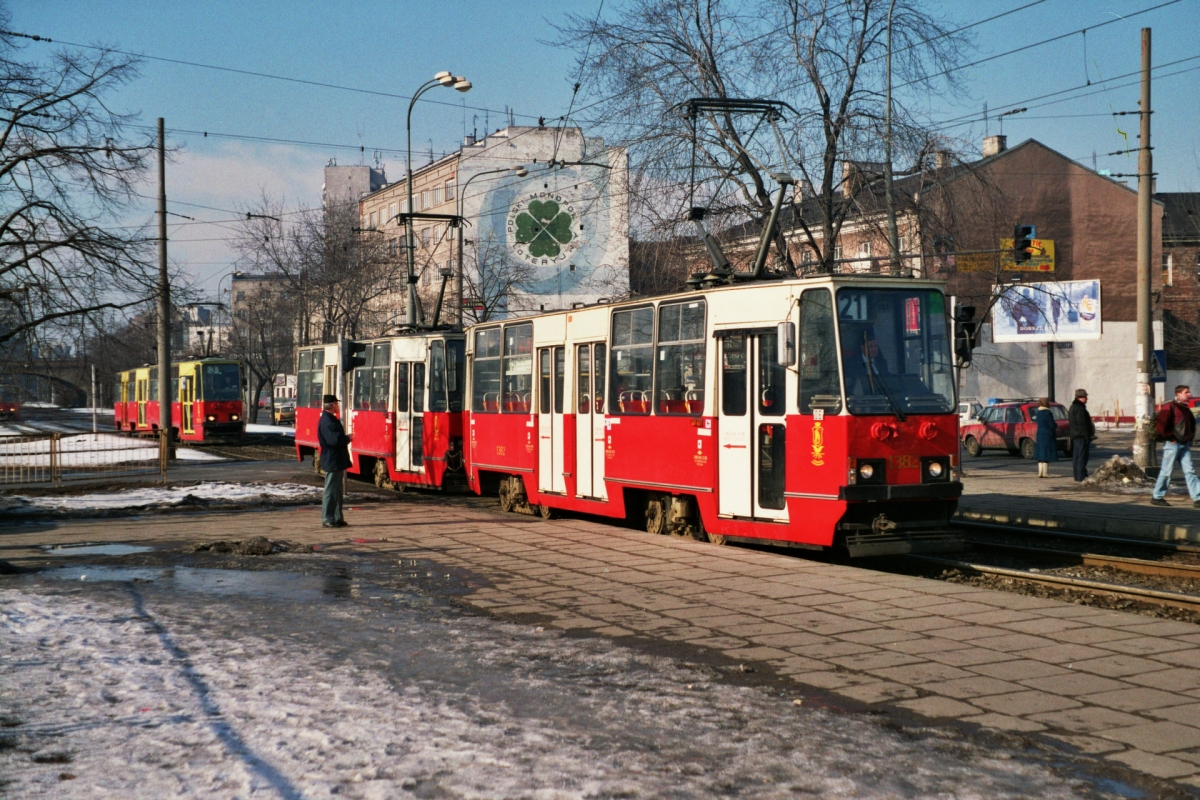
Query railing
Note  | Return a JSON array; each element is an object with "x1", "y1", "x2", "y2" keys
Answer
[{"x1": 0, "y1": 430, "x2": 168, "y2": 486}]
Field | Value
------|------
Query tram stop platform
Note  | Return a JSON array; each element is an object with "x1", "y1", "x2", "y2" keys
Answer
[{"x1": 957, "y1": 429, "x2": 1200, "y2": 544}]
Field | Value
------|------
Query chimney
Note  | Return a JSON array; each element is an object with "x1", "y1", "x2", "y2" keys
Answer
[
  {"x1": 982, "y1": 135, "x2": 1007, "y2": 157},
  {"x1": 799, "y1": 178, "x2": 814, "y2": 199},
  {"x1": 464, "y1": 133, "x2": 476, "y2": 147},
  {"x1": 842, "y1": 161, "x2": 860, "y2": 198},
  {"x1": 934, "y1": 150, "x2": 954, "y2": 170}
]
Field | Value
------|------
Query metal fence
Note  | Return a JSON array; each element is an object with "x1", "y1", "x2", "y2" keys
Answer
[{"x1": 0, "y1": 430, "x2": 168, "y2": 486}]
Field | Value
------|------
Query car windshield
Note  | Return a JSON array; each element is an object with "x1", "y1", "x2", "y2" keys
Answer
[
  {"x1": 201, "y1": 364, "x2": 241, "y2": 401},
  {"x1": 837, "y1": 287, "x2": 955, "y2": 416}
]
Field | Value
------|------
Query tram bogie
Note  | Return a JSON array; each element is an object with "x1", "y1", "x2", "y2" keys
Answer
[{"x1": 114, "y1": 358, "x2": 245, "y2": 442}]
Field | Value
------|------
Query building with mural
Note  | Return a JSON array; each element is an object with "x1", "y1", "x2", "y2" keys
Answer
[{"x1": 358, "y1": 125, "x2": 629, "y2": 325}]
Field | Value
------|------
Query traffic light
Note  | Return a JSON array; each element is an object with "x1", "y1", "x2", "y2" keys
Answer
[
  {"x1": 340, "y1": 339, "x2": 367, "y2": 373},
  {"x1": 1013, "y1": 224, "x2": 1035, "y2": 264},
  {"x1": 954, "y1": 305, "x2": 979, "y2": 366}
]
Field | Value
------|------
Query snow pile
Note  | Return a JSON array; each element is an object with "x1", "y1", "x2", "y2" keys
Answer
[
  {"x1": 1082, "y1": 455, "x2": 1151, "y2": 491},
  {"x1": 244, "y1": 423, "x2": 293, "y2": 436},
  {"x1": 0, "y1": 433, "x2": 224, "y2": 468},
  {"x1": 0, "y1": 481, "x2": 321, "y2": 515},
  {"x1": 65, "y1": 407, "x2": 115, "y2": 416},
  {"x1": 0, "y1": 581, "x2": 1100, "y2": 799}
]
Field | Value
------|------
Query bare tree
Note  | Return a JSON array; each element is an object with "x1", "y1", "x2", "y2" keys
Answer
[
  {"x1": 558, "y1": 0, "x2": 968, "y2": 273},
  {"x1": 460, "y1": 230, "x2": 536, "y2": 324},
  {"x1": 225, "y1": 283, "x2": 295, "y2": 423},
  {"x1": 0, "y1": 17, "x2": 155, "y2": 347}
]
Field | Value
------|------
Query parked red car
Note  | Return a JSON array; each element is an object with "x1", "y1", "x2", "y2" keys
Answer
[{"x1": 961, "y1": 400, "x2": 1071, "y2": 459}]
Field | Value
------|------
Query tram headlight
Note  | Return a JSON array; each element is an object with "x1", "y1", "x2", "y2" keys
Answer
[
  {"x1": 206, "y1": 414, "x2": 216, "y2": 422},
  {"x1": 231, "y1": 414, "x2": 239, "y2": 421},
  {"x1": 927, "y1": 462, "x2": 944, "y2": 478},
  {"x1": 858, "y1": 463, "x2": 874, "y2": 480}
]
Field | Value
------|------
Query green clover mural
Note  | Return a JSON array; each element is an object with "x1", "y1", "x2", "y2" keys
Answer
[{"x1": 514, "y1": 199, "x2": 574, "y2": 258}]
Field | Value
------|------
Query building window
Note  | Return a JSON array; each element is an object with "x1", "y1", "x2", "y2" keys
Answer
[
  {"x1": 1163, "y1": 253, "x2": 1173, "y2": 286},
  {"x1": 420, "y1": 228, "x2": 431, "y2": 248},
  {"x1": 401, "y1": 198, "x2": 409, "y2": 214},
  {"x1": 389, "y1": 202, "x2": 398, "y2": 224},
  {"x1": 445, "y1": 178, "x2": 455, "y2": 201},
  {"x1": 421, "y1": 190, "x2": 430, "y2": 209},
  {"x1": 858, "y1": 241, "x2": 872, "y2": 257},
  {"x1": 236, "y1": 291, "x2": 246, "y2": 301},
  {"x1": 1196, "y1": 252, "x2": 1200, "y2": 279},
  {"x1": 433, "y1": 186, "x2": 443, "y2": 205}
]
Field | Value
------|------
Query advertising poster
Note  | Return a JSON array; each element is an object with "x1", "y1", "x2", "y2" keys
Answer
[{"x1": 991, "y1": 279, "x2": 1102, "y2": 342}]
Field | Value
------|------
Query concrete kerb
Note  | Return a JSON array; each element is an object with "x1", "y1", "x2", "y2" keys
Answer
[{"x1": 956, "y1": 504, "x2": 1200, "y2": 544}]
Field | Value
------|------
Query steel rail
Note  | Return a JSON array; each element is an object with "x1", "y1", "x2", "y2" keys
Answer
[
  {"x1": 909, "y1": 555, "x2": 1200, "y2": 613},
  {"x1": 967, "y1": 540, "x2": 1200, "y2": 581}
]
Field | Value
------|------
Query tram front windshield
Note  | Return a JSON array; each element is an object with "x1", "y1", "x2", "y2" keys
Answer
[
  {"x1": 201, "y1": 364, "x2": 242, "y2": 402},
  {"x1": 836, "y1": 287, "x2": 954, "y2": 416}
]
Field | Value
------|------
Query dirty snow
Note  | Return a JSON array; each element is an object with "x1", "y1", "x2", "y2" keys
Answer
[
  {"x1": 65, "y1": 407, "x2": 115, "y2": 415},
  {"x1": 0, "y1": 432, "x2": 223, "y2": 467},
  {"x1": 245, "y1": 423, "x2": 293, "y2": 436},
  {"x1": 0, "y1": 565, "x2": 1121, "y2": 800},
  {"x1": 0, "y1": 481, "x2": 320, "y2": 514}
]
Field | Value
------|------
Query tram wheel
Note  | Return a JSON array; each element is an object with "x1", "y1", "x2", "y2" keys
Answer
[
  {"x1": 645, "y1": 495, "x2": 667, "y2": 536},
  {"x1": 498, "y1": 477, "x2": 516, "y2": 513},
  {"x1": 537, "y1": 503, "x2": 554, "y2": 520},
  {"x1": 964, "y1": 436, "x2": 982, "y2": 458}
]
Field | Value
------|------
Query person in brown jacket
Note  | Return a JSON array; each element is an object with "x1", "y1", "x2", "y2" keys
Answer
[{"x1": 1151, "y1": 385, "x2": 1200, "y2": 507}]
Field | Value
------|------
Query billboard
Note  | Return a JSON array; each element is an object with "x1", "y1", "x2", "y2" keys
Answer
[{"x1": 991, "y1": 279, "x2": 1101, "y2": 342}]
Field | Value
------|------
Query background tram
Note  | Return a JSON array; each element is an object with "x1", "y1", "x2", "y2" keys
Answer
[
  {"x1": 464, "y1": 275, "x2": 964, "y2": 557},
  {"x1": 294, "y1": 333, "x2": 467, "y2": 490},
  {"x1": 114, "y1": 358, "x2": 245, "y2": 442}
]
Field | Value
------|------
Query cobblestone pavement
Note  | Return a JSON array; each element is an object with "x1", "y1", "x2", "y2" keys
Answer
[{"x1": 4, "y1": 497, "x2": 1200, "y2": 794}]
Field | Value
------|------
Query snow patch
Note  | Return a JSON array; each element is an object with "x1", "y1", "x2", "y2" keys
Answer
[
  {"x1": 245, "y1": 423, "x2": 293, "y2": 436},
  {"x1": 0, "y1": 481, "x2": 320, "y2": 513}
]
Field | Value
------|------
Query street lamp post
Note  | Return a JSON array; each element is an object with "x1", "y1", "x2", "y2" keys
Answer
[
  {"x1": 456, "y1": 165, "x2": 528, "y2": 326},
  {"x1": 883, "y1": 0, "x2": 902, "y2": 276},
  {"x1": 406, "y1": 71, "x2": 471, "y2": 329}
]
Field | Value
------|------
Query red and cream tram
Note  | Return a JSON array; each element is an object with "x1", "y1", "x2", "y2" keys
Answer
[
  {"x1": 465, "y1": 275, "x2": 963, "y2": 557},
  {"x1": 114, "y1": 358, "x2": 245, "y2": 442},
  {"x1": 294, "y1": 333, "x2": 467, "y2": 490}
]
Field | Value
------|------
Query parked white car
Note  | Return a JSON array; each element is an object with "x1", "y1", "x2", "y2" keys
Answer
[{"x1": 958, "y1": 400, "x2": 983, "y2": 426}]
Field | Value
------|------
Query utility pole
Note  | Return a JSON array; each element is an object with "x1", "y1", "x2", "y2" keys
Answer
[
  {"x1": 883, "y1": 0, "x2": 902, "y2": 276},
  {"x1": 1046, "y1": 344, "x2": 1055, "y2": 402},
  {"x1": 156, "y1": 118, "x2": 173, "y2": 459},
  {"x1": 91, "y1": 364, "x2": 97, "y2": 433},
  {"x1": 1133, "y1": 28, "x2": 1154, "y2": 468}
]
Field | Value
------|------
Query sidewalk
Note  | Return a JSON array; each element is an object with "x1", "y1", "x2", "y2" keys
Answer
[
  {"x1": 5, "y1": 501, "x2": 1200, "y2": 791},
  {"x1": 957, "y1": 430, "x2": 1200, "y2": 543}
]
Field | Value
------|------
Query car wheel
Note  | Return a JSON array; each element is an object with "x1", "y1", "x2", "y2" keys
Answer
[
  {"x1": 1060, "y1": 439, "x2": 1073, "y2": 456},
  {"x1": 964, "y1": 436, "x2": 982, "y2": 457},
  {"x1": 1020, "y1": 438, "x2": 1036, "y2": 460}
]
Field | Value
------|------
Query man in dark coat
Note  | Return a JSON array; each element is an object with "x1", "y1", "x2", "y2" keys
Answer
[
  {"x1": 1151, "y1": 385, "x2": 1200, "y2": 507},
  {"x1": 1068, "y1": 388, "x2": 1095, "y2": 482},
  {"x1": 318, "y1": 394, "x2": 352, "y2": 527}
]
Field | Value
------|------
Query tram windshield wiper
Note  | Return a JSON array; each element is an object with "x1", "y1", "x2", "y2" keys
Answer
[{"x1": 863, "y1": 331, "x2": 905, "y2": 422}]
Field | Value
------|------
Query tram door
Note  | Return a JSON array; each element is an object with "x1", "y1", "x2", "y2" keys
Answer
[
  {"x1": 573, "y1": 343, "x2": 608, "y2": 500},
  {"x1": 136, "y1": 377, "x2": 147, "y2": 427},
  {"x1": 180, "y1": 374, "x2": 195, "y2": 435},
  {"x1": 392, "y1": 361, "x2": 425, "y2": 472},
  {"x1": 717, "y1": 332, "x2": 789, "y2": 521},
  {"x1": 537, "y1": 346, "x2": 566, "y2": 494}
]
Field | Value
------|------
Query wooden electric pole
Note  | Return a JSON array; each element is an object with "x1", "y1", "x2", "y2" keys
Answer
[
  {"x1": 156, "y1": 118, "x2": 173, "y2": 458},
  {"x1": 1133, "y1": 29, "x2": 1154, "y2": 468}
]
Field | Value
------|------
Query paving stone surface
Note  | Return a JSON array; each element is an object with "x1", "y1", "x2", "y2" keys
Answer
[{"x1": 4, "y1": 493, "x2": 1200, "y2": 790}]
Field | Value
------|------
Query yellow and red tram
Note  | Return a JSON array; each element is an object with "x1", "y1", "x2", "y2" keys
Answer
[{"x1": 115, "y1": 358, "x2": 245, "y2": 442}]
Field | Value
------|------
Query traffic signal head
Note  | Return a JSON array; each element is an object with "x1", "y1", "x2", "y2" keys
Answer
[
  {"x1": 1013, "y1": 225, "x2": 1036, "y2": 264},
  {"x1": 340, "y1": 339, "x2": 367, "y2": 373},
  {"x1": 954, "y1": 305, "x2": 979, "y2": 365}
]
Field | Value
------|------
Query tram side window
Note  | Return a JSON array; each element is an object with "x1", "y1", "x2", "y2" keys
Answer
[
  {"x1": 502, "y1": 323, "x2": 533, "y2": 413},
  {"x1": 352, "y1": 347, "x2": 373, "y2": 411},
  {"x1": 370, "y1": 343, "x2": 390, "y2": 412},
  {"x1": 798, "y1": 289, "x2": 843, "y2": 414},
  {"x1": 412, "y1": 362, "x2": 425, "y2": 414},
  {"x1": 722, "y1": 334, "x2": 747, "y2": 416},
  {"x1": 297, "y1": 351, "x2": 312, "y2": 407},
  {"x1": 149, "y1": 368, "x2": 158, "y2": 402},
  {"x1": 447, "y1": 339, "x2": 465, "y2": 412},
  {"x1": 593, "y1": 344, "x2": 606, "y2": 414},
  {"x1": 429, "y1": 341, "x2": 448, "y2": 413},
  {"x1": 655, "y1": 300, "x2": 706, "y2": 415},
  {"x1": 471, "y1": 328, "x2": 502, "y2": 412},
  {"x1": 610, "y1": 306, "x2": 654, "y2": 415}
]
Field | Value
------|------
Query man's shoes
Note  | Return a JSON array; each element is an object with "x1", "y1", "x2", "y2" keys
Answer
[
  {"x1": 1150, "y1": 497, "x2": 1169, "y2": 506},
  {"x1": 334, "y1": 520, "x2": 349, "y2": 527},
  {"x1": 322, "y1": 522, "x2": 335, "y2": 528}
]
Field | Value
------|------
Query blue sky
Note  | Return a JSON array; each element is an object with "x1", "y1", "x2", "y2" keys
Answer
[{"x1": 14, "y1": 0, "x2": 1200, "y2": 294}]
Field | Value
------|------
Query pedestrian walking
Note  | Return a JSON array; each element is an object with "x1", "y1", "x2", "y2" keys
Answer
[
  {"x1": 1034, "y1": 397, "x2": 1058, "y2": 478},
  {"x1": 318, "y1": 394, "x2": 352, "y2": 528},
  {"x1": 1068, "y1": 389, "x2": 1094, "y2": 482},
  {"x1": 1150, "y1": 385, "x2": 1200, "y2": 508}
]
